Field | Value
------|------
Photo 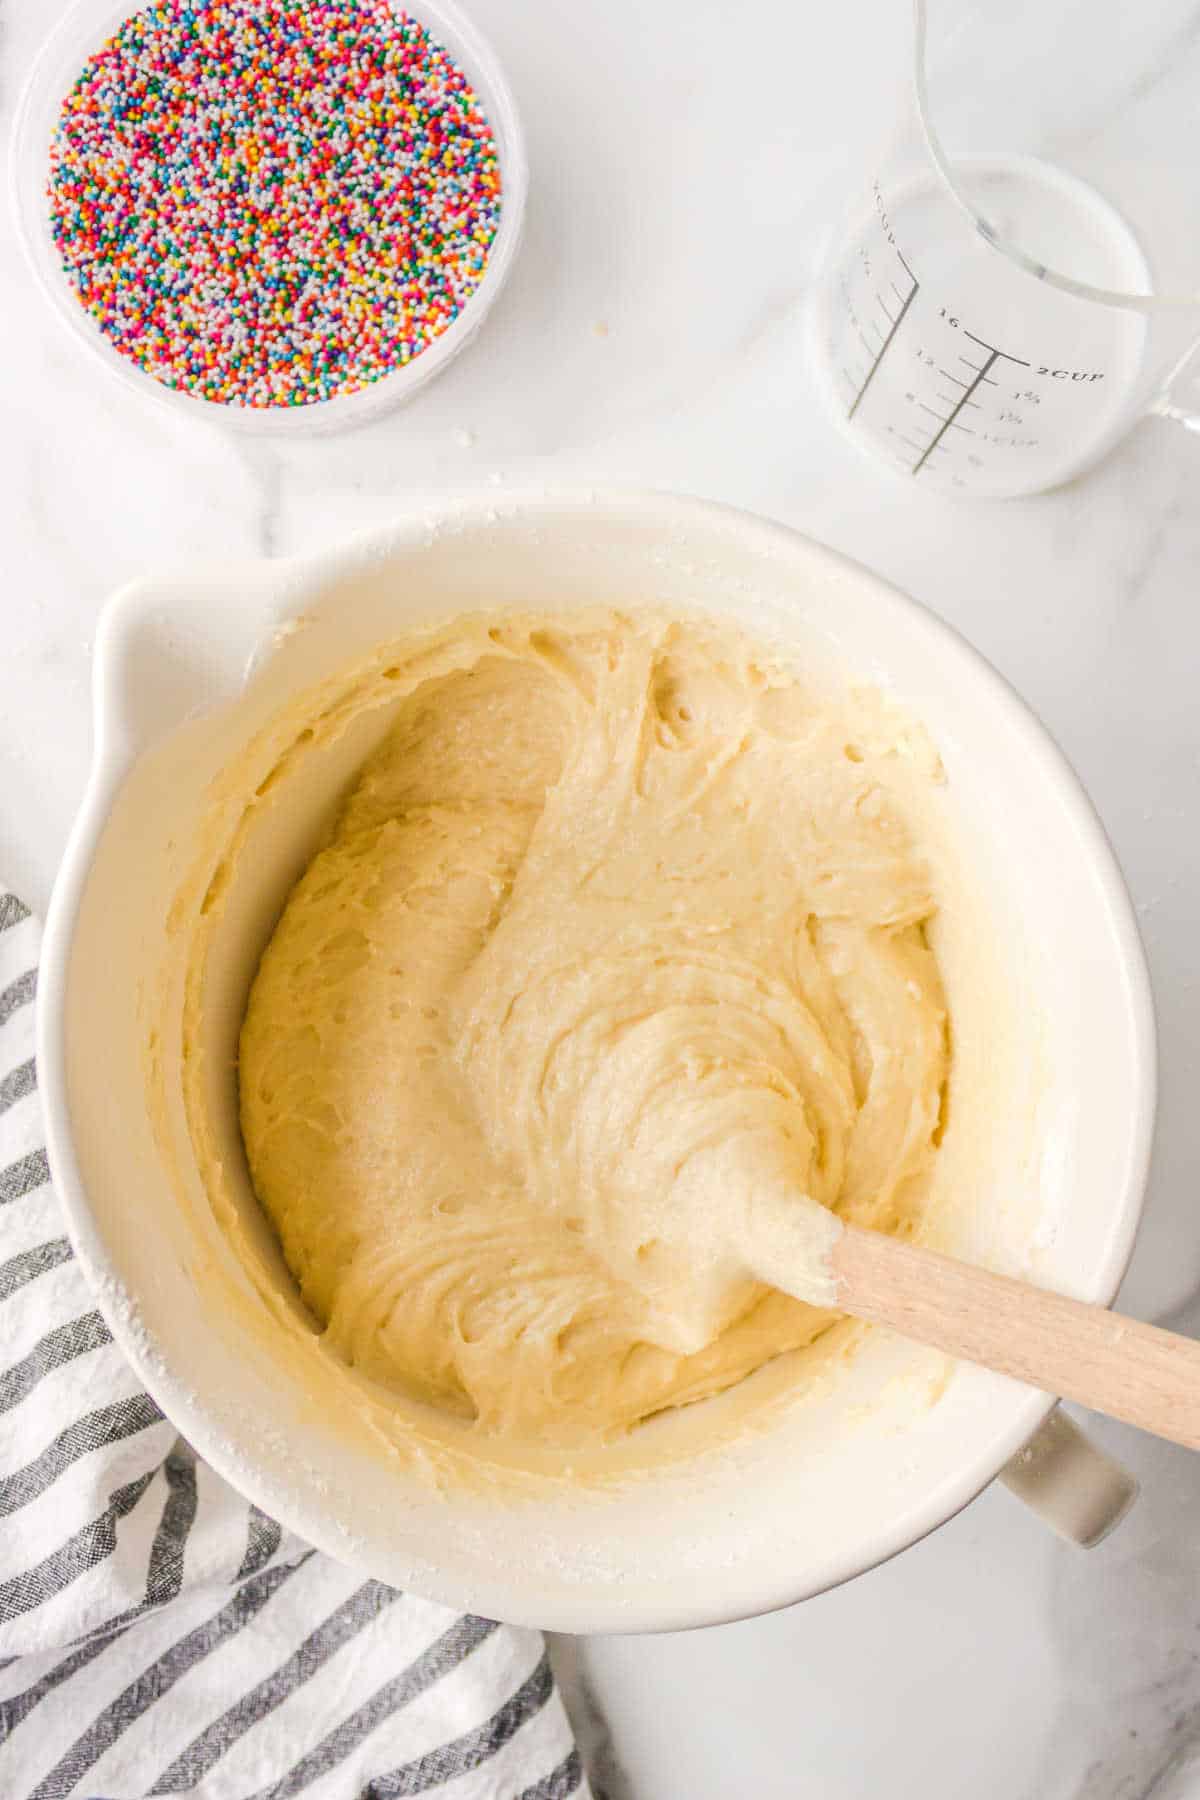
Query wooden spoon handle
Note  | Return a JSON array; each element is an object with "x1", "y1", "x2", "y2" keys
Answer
[{"x1": 832, "y1": 1223, "x2": 1200, "y2": 1452}]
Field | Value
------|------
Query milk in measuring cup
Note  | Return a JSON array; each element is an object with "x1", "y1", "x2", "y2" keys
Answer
[{"x1": 812, "y1": 155, "x2": 1151, "y2": 497}]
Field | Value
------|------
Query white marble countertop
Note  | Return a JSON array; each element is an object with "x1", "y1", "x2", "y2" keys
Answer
[{"x1": 4, "y1": 0, "x2": 1200, "y2": 1794}]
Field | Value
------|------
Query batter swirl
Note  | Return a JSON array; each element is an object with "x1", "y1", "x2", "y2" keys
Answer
[{"x1": 239, "y1": 612, "x2": 948, "y2": 1446}]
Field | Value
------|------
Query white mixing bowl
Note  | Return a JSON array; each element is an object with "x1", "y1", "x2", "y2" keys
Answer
[{"x1": 37, "y1": 490, "x2": 1155, "y2": 1631}]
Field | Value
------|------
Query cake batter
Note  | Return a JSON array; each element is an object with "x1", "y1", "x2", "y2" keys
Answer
[{"x1": 239, "y1": 612, "x2": 949, "y2": 1446}]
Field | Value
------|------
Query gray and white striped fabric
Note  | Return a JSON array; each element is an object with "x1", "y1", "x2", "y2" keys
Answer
[{"x1": 0, "y1": 891, "x2": 587, "y2": 1800}]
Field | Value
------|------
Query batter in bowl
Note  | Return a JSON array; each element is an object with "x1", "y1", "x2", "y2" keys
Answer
[{"x1": 239, "y1": 611, "x2": 949, "y2": 1447}]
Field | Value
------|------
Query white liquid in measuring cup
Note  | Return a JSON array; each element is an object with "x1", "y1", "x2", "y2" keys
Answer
[{"x1": 812, "y1": 155, "x2": 1150, "y2": 497}]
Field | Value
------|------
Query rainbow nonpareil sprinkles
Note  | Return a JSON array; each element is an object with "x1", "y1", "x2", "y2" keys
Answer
[{"x1": 48, "y1": 0, "x2": 503, "y2": 410}]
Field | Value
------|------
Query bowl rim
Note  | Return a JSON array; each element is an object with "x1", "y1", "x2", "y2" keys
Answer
[
  {"x1": 36, "y1": 486, "x2": 1159, "y2": 1631},
  {"x1": 8, "y1": 0, "x2": 528, "y2": 437}
]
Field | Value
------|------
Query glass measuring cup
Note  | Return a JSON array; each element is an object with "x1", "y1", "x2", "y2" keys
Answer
[{"x1": 810, "y1": 0, "x2": 1200, "y2": 497}]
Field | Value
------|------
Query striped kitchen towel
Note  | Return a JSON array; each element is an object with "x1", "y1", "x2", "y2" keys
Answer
[{"x1": 0, "y1": 890, "x2": 587, "y2": 1800}]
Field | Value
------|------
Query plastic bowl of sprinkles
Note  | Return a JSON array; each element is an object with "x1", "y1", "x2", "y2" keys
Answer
[{"x1": 10, "y1": 0, "x2": 526, "y2": 433}]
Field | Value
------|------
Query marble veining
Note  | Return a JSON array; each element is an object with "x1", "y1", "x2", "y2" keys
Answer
[{"x1": 2, "y1": 0, "x2": 1200, "y2": 1794}]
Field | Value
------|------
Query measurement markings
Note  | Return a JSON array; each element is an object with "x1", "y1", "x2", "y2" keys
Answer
[
  {"x1": 840, "y1": 244, "x2": 1033, "y2": 466},
  {"x1": 848, "y1": 265, "x2": 920, "y2": 420},
  {"x1": 964, "y1": 328, "x2": 1030, "y2": 366},
  {"x1": 914, "y1": 347, "x2": 1000, "y2": 474},
  {"x1": 938, "y1": 377, "x2": 980, "y2": 409},
  {"x1": 956, "y1": 354, "x2": 999, "y2": 386},
  {"x1": 913, "y1": 329, "x2": 1030, "y2": 472}
]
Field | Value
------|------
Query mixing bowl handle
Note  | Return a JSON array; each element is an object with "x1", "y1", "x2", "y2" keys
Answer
[{"x1": 1000, "y1": 1407, "x2": 1137, "y2": 1547}]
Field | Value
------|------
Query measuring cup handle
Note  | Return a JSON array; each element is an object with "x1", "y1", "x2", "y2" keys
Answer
[
  {"x1": 1000, "y1": 1407, "x2": 1138, "y2": 1547},
  {"x1": 1150, "y1": 339, "x2": 1200, "y2": 434}
]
